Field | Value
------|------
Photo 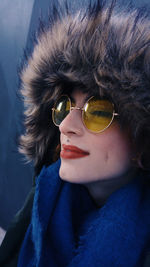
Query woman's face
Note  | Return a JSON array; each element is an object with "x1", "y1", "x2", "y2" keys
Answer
[{"x1": 59, "y1": 90, "x2": 132, "y2": 184}]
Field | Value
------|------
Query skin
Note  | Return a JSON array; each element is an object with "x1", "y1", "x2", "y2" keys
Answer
[{"x1": 59, "y1": 90, "x2": 133, "y2": 204}]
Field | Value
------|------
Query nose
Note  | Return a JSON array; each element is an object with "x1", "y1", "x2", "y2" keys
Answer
[{"x1": 59, "y1": 109, "x2": 84, "y2": 137}]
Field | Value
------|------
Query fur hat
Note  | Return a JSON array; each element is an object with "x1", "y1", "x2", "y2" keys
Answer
[{"x1": 19, "y1": 0, "x2": 150, "y2": 174}]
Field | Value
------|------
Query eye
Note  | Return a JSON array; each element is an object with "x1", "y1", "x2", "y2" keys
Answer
[{"x1": 91, "y1": 110, "x2": 112, "y2": 117}]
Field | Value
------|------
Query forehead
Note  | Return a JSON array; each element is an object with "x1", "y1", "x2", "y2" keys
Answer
[{"x1": 70, "y1": 89, "x2": 92, "y2": 104}]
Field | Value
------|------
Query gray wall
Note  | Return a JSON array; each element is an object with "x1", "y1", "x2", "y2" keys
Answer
[{"x1": 0, "y1": 0, "x2": 55, "y2": 229}]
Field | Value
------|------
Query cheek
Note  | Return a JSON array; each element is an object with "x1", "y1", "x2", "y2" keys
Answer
[
  {"x1": 89, "y1": 128, "x2": 131, "y2": 171},
  {"x1": 90, "y1": 135, "x2": 112, "y2": 161}
]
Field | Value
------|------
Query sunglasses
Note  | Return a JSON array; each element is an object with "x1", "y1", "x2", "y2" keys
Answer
[{"x1": 52, "y1": 95, "x2": 118, "y2": 133}]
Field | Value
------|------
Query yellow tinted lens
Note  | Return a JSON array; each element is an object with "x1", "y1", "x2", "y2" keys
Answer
[
  {"x1": 83, "y1": 97, "x2": 114, "y2": 132},
  {"x1": 53, "y1": 95, "x2": 70, "y2": 125}
]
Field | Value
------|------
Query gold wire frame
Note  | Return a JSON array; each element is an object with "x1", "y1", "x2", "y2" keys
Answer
[{"x1": 51, "y1": 95, "x2": 118, "y2": 133}]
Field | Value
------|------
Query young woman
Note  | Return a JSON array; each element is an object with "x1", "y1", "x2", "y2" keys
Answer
[{"x1": 1, "y1": 1, "x2": 150, "y2": 266}]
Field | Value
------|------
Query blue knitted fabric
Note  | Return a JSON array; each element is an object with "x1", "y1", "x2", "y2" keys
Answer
[{"x1": 18, "y1": 159, "x2": 150, "y2": 267}]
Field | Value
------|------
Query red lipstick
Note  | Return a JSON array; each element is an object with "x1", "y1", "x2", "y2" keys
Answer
[{"x1": 61, "y1": 144, "x2": 90, "y2": 159}]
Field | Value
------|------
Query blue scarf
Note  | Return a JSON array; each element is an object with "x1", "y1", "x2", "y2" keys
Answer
[{"x1": 18, "y1": 159, "x2": 150, "y2": 267}]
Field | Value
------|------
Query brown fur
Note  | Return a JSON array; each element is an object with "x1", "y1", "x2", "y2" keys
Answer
[{"x1": 19, "y1": 1, "x2": 150, "y2": 174}]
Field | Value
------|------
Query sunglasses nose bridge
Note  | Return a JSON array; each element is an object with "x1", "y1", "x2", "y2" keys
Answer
[{"x1": 70, "y1": 107, "x2": 84, "y2": 111}]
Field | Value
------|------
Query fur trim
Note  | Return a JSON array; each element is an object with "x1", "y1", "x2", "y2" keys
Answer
[{"x1": 19, "y1": 0, "x2": 150, "y2": 174}]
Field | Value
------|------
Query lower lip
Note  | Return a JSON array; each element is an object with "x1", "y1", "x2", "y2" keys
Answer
[{"x1": 60, "y1": 150, "x2": 89, "y2": 159}]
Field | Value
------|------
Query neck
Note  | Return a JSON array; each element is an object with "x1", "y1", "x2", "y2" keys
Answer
[{"x1": 85, "y1": 168, "x2": 137, "y2": 207}]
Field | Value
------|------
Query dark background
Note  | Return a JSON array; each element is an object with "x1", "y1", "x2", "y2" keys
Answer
[{"x1": 0, "y1": 0, "x2": 149, "y2": 230}]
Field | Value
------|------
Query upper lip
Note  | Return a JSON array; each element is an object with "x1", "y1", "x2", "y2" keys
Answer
[{"x1": 62, "y1": 144, "x2": 89, "y2": 154}]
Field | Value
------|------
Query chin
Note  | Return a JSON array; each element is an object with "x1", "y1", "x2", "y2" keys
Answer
[
  {"x1": 59, "y1": 158, "x2": 97, "y2": 184},
  {"x1": 59, "y1": 170, "x2": 82, "y2": 184},
  {"x1": 59, "y1": 158, "x2": 82, "y2": 183},
  {"x1": 59, "y1": 166, "x2": 88, "y2": 184}
]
